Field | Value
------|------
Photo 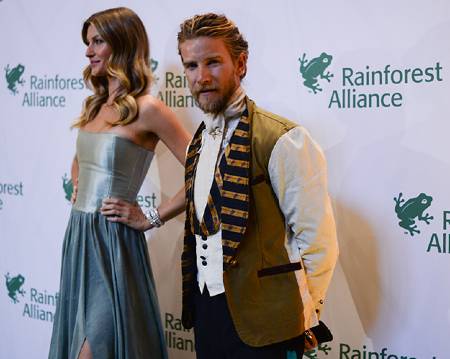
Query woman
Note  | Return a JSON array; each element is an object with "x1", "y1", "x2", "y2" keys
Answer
[{"x1": 49, "y1": 7, "x2": 190, "y2": 359}]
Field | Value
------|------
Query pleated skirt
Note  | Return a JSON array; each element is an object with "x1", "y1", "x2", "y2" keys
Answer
[{"x1": 49, "y1": 209, "x2": 167, "y2": 359}]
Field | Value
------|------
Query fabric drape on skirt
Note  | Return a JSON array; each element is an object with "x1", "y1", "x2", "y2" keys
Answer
[{"x1": 49, "y1": 209, "x2": 167, "y2": 359}]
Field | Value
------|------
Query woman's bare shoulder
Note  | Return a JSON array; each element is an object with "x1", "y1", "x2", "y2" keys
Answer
[
  {"x1": 137, "y1": 94, "x2": 168, "y2": 118},
  {"x1": 136, "y1": 94, "x2": 178, "y2": 132}
]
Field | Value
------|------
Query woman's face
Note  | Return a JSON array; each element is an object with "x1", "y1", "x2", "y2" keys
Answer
[{"x1": 85, "y1": 24, "x2": 112, "y2": 77}]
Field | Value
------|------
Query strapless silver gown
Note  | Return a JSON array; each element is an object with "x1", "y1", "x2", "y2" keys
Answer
[{"x1": 49, "y1": 131, "x2": 167, "y2": 359}]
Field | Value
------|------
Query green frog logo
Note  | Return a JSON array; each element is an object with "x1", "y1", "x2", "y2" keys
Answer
[
  {"x1": 5, "y1": 64, "x2": 26, "y2": 95},
  {"x1": 394, "y1": 192, "x2": 434, "y2": 236},
  {"x1": 5, "y1": 273, "x2": 26, "y2": 304},
  {"x1": 298, "y1": 53, "x2": 333, "y2": 94},
  {"x1": 62, "y1": 173, "x2": 73, "y2": 202},
  {"x1": 287, "y1": 343, "x2": 332, "y2": 358}
]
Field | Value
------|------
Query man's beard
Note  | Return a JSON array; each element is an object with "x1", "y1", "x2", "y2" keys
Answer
[{"x1": 192, "y1": 79, "x2": 237, "y2": 116}]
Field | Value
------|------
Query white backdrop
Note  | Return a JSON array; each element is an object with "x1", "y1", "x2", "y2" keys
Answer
[{"x1": 1, "y1": 1, "x2": 449, "y2": 358}]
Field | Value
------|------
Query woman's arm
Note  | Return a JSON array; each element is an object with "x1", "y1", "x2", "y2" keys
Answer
[
  {"x1": 142, "y1": 96, "x2": 190, "y2": 166},
  {"x1": 101, "y1": 187, "x2": 185, "y2": 231},
  {"x1": 101, "y1": 97, "x2": 191, "y2": 230}
]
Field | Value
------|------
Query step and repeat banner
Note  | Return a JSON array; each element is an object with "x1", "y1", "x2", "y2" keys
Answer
[{"x1": 1, "y1": 1, "x2": 449, "y2": 358}]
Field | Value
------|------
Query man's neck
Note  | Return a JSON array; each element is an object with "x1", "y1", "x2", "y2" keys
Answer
[
  {"x1": 223, "y1": 86, "x2": 246, "y2": 119},
  {"x1": 205, "y1": 86, "x2": 246, "y2": 132}
]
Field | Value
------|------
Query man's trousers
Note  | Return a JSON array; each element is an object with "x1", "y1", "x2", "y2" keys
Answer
[{"x1": 193, "y1": 286, "x2": 305, "y2": 359}]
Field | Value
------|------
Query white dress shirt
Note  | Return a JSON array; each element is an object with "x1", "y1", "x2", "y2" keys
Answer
[{"x1": 268, "y1": 126, "x2": 338, "y2": 314}]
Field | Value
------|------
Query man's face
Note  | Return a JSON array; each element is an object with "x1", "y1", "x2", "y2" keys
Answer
[{"x1": 180, "y1": 36, "x2": 245, "y2": 115}]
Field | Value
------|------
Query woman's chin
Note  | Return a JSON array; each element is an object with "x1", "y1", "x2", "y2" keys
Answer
[{"x1": 90, "y1": 68, "x2": 107, "y2": 77}]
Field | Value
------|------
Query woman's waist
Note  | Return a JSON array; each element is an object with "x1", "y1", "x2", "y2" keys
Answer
[
  {"x1": 73, "y1": 189, "x2": 137, "y2": 213},
  {"x1": 74, "y1": 171, "x2": 142, "y2": 212}
]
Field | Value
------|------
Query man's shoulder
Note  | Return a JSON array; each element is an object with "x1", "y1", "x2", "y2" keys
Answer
[
  {"x1": 248, "y1": 101, "x2": 300, "y2": 170},
  {"x1": 250, "y1": 102, "x2": 298, "y2": 138}
]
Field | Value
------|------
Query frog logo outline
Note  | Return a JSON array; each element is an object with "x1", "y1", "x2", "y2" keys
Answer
[
  {"x1": 62, "y1": 173, "x2": 73, "y2": 202},
  {"x1": 394, "y1": 192, "x2": 434, "y2": 236},
  {"x1": 5, "y1": 272, "x2": 26, "y2": 304},
  {"x1": 298, "y1": 52, "x2": 333, "y2": 94},
  {"x1": 5, "y1": 64, "x2": 26, "y2": 95}
]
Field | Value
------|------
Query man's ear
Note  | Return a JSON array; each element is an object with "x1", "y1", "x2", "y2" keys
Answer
[{"x1": 236, "y1": 52, "x2": 248, "y2": 79}]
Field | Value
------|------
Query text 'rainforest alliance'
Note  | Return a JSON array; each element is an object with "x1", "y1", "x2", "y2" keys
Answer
[{"x1": 328, "y1": 62, "x2": 443, "y2": 109}]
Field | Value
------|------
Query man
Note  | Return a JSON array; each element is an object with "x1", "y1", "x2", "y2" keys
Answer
[
  {"x1": 177, "y1": 13, "x2": 338, "y2": 359},
  {"x1": 104, "y1": 13, "x2": 338, "y2": 359}
]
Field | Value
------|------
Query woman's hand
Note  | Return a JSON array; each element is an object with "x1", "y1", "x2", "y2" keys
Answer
[
  {"x1": 101, "y1": 198, "x2": 152, "y2": 231},
  {"x1": 71, "y1": 183, "x2": 78, "y2": 204}
]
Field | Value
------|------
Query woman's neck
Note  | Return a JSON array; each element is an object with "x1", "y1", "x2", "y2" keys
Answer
[{"x1": 106, "y1": 78, "x2": 120, "y2": 105}]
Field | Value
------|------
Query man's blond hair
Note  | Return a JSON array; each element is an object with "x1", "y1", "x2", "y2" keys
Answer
[{"x1": 177, "y1": 13, "x2": 249, "y2": 79}]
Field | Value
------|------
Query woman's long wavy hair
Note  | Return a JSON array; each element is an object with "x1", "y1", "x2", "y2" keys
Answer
[{"x1": 73, "y1": 7, "x2": 152, "y2": 128}]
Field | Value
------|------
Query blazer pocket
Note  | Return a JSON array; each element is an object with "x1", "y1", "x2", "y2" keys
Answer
[{"x1": 257, "y1": 262, "x2": 302, "y2": 278}]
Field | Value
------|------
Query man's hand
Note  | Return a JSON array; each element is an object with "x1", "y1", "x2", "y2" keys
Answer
[
  {"x1": 101, "y1": 198, "x2": 152, "y2": 231},
  {"x1": 304, "y1": 329, "x2": 318, "y2": 351}
]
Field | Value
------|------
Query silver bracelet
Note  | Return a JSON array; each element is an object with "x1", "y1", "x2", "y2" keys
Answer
[{"x1": 145, "y1": 207, "x2": 164, "y2": 228}]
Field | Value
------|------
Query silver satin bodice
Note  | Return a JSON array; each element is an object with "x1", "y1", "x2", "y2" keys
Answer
[{"x1": 73, "y1": 131, "x2": 154, "y2": 212}]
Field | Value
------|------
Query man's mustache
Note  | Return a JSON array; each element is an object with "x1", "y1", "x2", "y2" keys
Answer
[{"x1": 194, "y1": 87, "x2": 217, "y2": 94}]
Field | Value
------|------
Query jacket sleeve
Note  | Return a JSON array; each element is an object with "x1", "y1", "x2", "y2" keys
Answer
[{"x1": 268, "y1": 126, "x2": 338, "y2": 316}]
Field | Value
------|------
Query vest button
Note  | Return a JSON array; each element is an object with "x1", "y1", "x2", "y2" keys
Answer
[
  {"x1": 202, "y1": 261, "x2": 207, "y2": 266},
  {"x1": 202, "y1": 244, "x2": 208, "y2": 249},
  {"x1": 230, "y1": 259, "x2": 238, "y2": 267}
]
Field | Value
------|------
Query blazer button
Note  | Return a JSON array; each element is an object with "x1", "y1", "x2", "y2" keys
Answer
[{"x1": 230, "y1": 259, "x2": 238, "y2": 267}]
